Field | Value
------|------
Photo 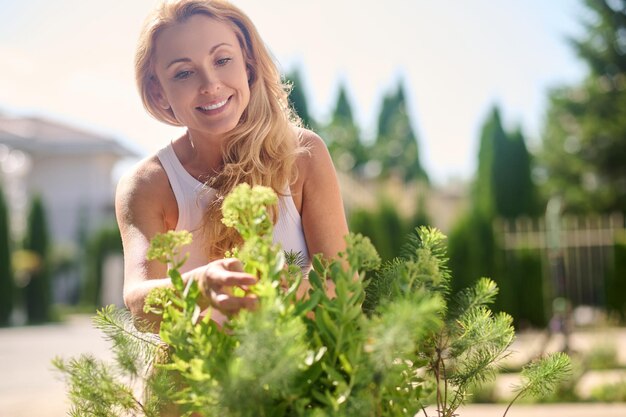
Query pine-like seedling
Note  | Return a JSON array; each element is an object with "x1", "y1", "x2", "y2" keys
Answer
[{"x1": 55, "y1": 184, "x2": 570, "y2": 416}]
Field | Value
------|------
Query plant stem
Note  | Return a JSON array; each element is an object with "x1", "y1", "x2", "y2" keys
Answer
[
  {"x1": 434, "y1": 349, "x2": 443, "y2": 416},
  {"x1": 442, "y1": 355, "x2": 448, "y2": 413},
  {"x1": 502, "y1": 390, "x2": 524, "y2": 417}
]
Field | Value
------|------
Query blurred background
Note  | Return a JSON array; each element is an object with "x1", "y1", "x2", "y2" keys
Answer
[{"x1": 1, "y1": 0, "x2": 626, "y2": 412}]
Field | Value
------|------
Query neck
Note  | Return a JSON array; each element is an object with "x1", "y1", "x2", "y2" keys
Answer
[{"x1": 177, "y1": 130, "x2": 225, "y2": 181}]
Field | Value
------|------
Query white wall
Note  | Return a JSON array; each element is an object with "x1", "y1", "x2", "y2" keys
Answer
[{"x1": 25, "y1": 152, "x2": 119, "y2": 243}]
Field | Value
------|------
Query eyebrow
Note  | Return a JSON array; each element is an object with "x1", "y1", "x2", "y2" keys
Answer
[{"x1": 165, "y1": 42, "x2": 233, "y2": 69}]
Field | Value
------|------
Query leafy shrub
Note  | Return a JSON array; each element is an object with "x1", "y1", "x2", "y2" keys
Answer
[{"x1": 55, "y1": 184, "x2": 570, "y2": 416}]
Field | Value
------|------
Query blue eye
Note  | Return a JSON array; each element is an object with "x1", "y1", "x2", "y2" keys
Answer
[
  {"x1": 174, "y1": 70, "x2": 193, "y2": 80},
  {"x1": 216, "y1": 57, "x2": 232, "y2": 66}
]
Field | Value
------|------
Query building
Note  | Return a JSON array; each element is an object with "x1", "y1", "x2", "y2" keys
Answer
[
  {"x1": 0, "y1": 114, "x2": 140, "y2": 306},
  {"x1": 0, "y1": 114, "x2": 140, "y2": 243}
]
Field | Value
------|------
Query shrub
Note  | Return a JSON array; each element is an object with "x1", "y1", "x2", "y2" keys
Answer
[
  {"x1": 0, "y1": 184, "x2": 14, "y2": 326},
  {"x1": 55, "y1": 184, "x2": 570, "y2": 416},
  {"x1": 23, "y1": 194, "x2": 52, "y2": 324}
]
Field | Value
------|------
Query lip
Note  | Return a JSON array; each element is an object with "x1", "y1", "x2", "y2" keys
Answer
[{"x1": 196, "y1": 96, "x2": 231, "y2": 114}]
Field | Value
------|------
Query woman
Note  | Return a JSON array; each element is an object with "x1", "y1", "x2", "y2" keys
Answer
[{"x1": 116, "y1": 0, "x2": 348, "y2": 326}]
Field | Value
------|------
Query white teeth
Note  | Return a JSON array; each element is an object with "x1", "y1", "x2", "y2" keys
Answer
[{"x1": 199, "y1": 98, "x2": 228, "y2": 111}]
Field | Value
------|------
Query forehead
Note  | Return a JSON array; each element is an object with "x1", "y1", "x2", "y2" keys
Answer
[{"x1": 154, "y1": 14, "x2": 241, "y2": 65}]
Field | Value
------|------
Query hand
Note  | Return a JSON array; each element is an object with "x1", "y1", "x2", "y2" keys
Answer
[{"x1": 198, "y1": 258, "x2": 258, "y2": 315}]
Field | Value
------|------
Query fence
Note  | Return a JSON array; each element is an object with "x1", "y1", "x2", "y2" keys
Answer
[{"x1": 495, "y1": 213, "x2": 625, "y2": 309}]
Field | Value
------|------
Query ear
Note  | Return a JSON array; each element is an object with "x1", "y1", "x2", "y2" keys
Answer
[{"x1": 149, "y1": 78, "x2": 170, "y2": 110}]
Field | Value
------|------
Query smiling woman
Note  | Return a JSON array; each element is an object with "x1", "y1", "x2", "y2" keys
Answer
[{"x1": 116, "y1": 0, "x2": 348, "y2": 328}]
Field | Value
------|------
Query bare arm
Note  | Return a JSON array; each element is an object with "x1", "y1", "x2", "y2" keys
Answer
[
  {"x1": 295, "y1": 130, "x2": 351, "y2": 297},
  {"x1": 115, "y1": 157, "x2": 257, "y2": 325}
]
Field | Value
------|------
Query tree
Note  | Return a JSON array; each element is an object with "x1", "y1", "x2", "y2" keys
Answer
[
  {"x1": 323, "y1": 82, "x2": 368, "y2": 174},
  {"x1": 284, "y1": 68, "x2": 314, "y2": 129},
  {"x1": 0, "y1": 183, "x2": 14, "y2": 325},
  {"x1": 374, "y1": 81, "x2": 428, "y2": 183},
  {"x1": 82, "y1": 225, "x2": 123, "y2": 307},
  {"x1": 23, "y1": 194, "x2": 52, "y2": 323},
  {"x1": 539, "y1": 0, "x2": 626, "y2": 213},
  {"x1": 449, "y1": 107, "x2": 542, "y2": 324}
]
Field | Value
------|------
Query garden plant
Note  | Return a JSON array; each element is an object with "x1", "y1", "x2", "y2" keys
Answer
[{"x1": 55, "y1": 184, "x2": 570, "y2": 416}]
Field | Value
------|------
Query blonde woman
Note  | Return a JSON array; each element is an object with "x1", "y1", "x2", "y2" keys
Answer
[{"x1": 116, "y1": 0, "x2": 348, "y2": 326}]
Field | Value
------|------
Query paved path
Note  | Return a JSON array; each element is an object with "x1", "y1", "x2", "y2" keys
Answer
[{"x1": 1, "y1": 315, "x2": 625, "y2": 417}]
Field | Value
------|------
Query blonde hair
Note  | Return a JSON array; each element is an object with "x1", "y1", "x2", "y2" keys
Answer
[{"x1": 135, "y1": 0, "x2": 305, "y2": 259}]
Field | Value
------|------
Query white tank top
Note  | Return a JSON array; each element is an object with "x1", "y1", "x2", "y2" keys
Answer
[{"x1": 156, "y1": 143, "x2": 311, "y2": 274}]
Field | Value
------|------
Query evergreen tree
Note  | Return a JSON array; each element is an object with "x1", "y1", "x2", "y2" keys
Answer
[
  {"x1": 24, "y1": 194, "x2": 52, "y2": 323},
  {"x1": 474, "y1": 107, "x2": 538, "y2": 218},
  {"x1": 285, "y1": 68, "x2": 314, "y2": 129},
  {"x1": 493, "y1": 128, "x2": 538, "y2": 218},
  {"x1": 323, "y1": 83, "x2": 368, "y2": 173},
  {"x1": 449, "y1": 107, "x2": 543, "y2": 324},
  {"x1": 0, "y1": 183, "x2": 14, "y2": 325},
  {"x1": 374, "y1": 81, "x2": 428, "y2": 183},
  {"x1": 473, "y1": 107, "x2": 503, "y2": 217},
  {"x1": 82, "y1": 225, "x2": 123, "y2": 307},
  {"x1": 540, "y1": 0, "x2": 626, "y2": 213}
]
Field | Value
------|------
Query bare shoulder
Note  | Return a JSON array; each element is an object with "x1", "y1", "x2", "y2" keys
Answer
[
  {"x1": 295, "y1": 128, "x2": 333, "y2": 177},
  {"x1": 297, "y1": 127, "x2": 327, "y2": 154},
  {"x1": 115, "y1": 154, "x2": 175, "y2": 228}
]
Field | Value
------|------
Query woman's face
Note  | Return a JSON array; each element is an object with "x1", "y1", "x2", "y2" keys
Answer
[{"x1": 152, "y1": 15, "x2": 251, "y2": 139}]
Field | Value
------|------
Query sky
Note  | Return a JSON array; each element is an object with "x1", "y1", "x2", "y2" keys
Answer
[{"x1": 0, "y1": 0, "x2": 589, "y2": 185}]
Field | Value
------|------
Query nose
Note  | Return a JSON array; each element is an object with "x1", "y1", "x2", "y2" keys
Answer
[{"x1": 199, "y1": 68, "x2": 220, "y2": 95}]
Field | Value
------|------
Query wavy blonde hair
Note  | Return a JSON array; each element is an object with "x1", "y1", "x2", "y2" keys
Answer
[{"x1": 135, "y1": 0, "x2": 305, "y2": 259}]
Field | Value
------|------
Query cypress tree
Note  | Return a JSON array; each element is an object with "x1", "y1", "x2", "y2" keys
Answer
[
  {"x1": 24, "y1": 194, "x2": 52, "y2": 323},
  {"x1": 473, "y1": 106, "x2": 503, "y2": 216},
  {"x1": 493, "y1": 127, "x2": 538, "y2": 218},
  {"x1": 324, "y1": 83, "x2": 367, "y2": 173},
  {"x1": 0, "y1": 184, "x2": 14, "y2": 325},
  {"x1": 374, "y1": 81, "x2": 428, "y2": 183},
  {"x1": 450, "y1": 106, "x2": 544, "y2": 325},
  {"x1": 82, "y1": 225, "x2": 123, "y2": 307},
  {"x1": 285, "y1": 68, "x2": 314, "y2": 129}
]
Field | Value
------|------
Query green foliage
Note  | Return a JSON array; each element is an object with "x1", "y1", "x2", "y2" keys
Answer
[
  {"x1": 0, "y1": 183, "x2": 14, "y2": 325},
  {"x1": 349, "y1": 198, "x2": 407, "y2": 263},
  {"x1": 56, "y1": 185, "x2": 569, "y2": 416},
  {"x1": 539, "y1": 0, "x2": 626, "y2": 213},
  {"x1": 285, "y1": 68, "x2": 314, "y2": 129},
  {"x1": 606, "y1": 239, "x2": 626, "y2": 320},
  {"x1": 450, "y1": 106, "x2": 543, "y2": 327},
  {"x1": 506, "y1": 248, "x2": 547, "y2": 328},
  {"x1": 475, "y1": 107, "x2": 538, "y2": 218},
  {"x1": 82, "y1": 225, "x2": 123, "y2": 307},
  {"x1": 23, "y1": 194, "x2": 52, "y2": 324},
  {"x1": 322, "y1": 82, "x2": 369, "y2": 174},
  {"x1": 589, "y1": 379, "x2": 626, "y2": 402},
  {"x1": 502, "y1": 352, "x2": 571, "y2": 416},
  {"x1": 53, "y1": 306, "x2": 166, "y2": 417},
  {"x1": 585, "y1": 342, "x2": 619, "y2": 370},
  {"x1": 374, "y1": 81, "x2": 428, "y2": 183}
]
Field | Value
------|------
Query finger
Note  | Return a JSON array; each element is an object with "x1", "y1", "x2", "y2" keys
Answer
[
  {"x1": 204, "y1": 264, "x2": 257, "y2": 288},
  {"x1": 212, "y1": 293, "x2": 258, "y2": 314},
  {"x1": 221, "y1": 258, "x2": 245, "y2": 272},
  {"x1": 212, "y1": 268, "x2": 257, "y2": 287}
]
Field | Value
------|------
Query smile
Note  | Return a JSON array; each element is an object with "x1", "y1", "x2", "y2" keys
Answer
[{"x1": 197, "y1": 98, "x2": 229, "y2": 111}]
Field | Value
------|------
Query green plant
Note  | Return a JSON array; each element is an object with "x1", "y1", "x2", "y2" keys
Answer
[
  {"x1": 0, "y1": 183, "x2": 14, "y2": 326},
  {"x1": 589, "y1": 379, "x2": 626, "y2": 402},
  {"x1": 23, "y1": 194, "x2": 52, "y2": 324},
  {"x1": 586, "y1": 342, "x2": 619, "y2": 370},
  {"x1": 55, "y1": 184, "x2": 570, "y2": 416}
]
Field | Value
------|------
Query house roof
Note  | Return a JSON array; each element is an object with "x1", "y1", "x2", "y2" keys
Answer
[{"x1": 0, "y1": 115, "x2": 140, "y2": 158}]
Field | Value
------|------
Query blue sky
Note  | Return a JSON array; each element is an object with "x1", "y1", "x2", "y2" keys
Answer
[{"x1": 0, "y1": 0, "x2": 588, "y2": 185}]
